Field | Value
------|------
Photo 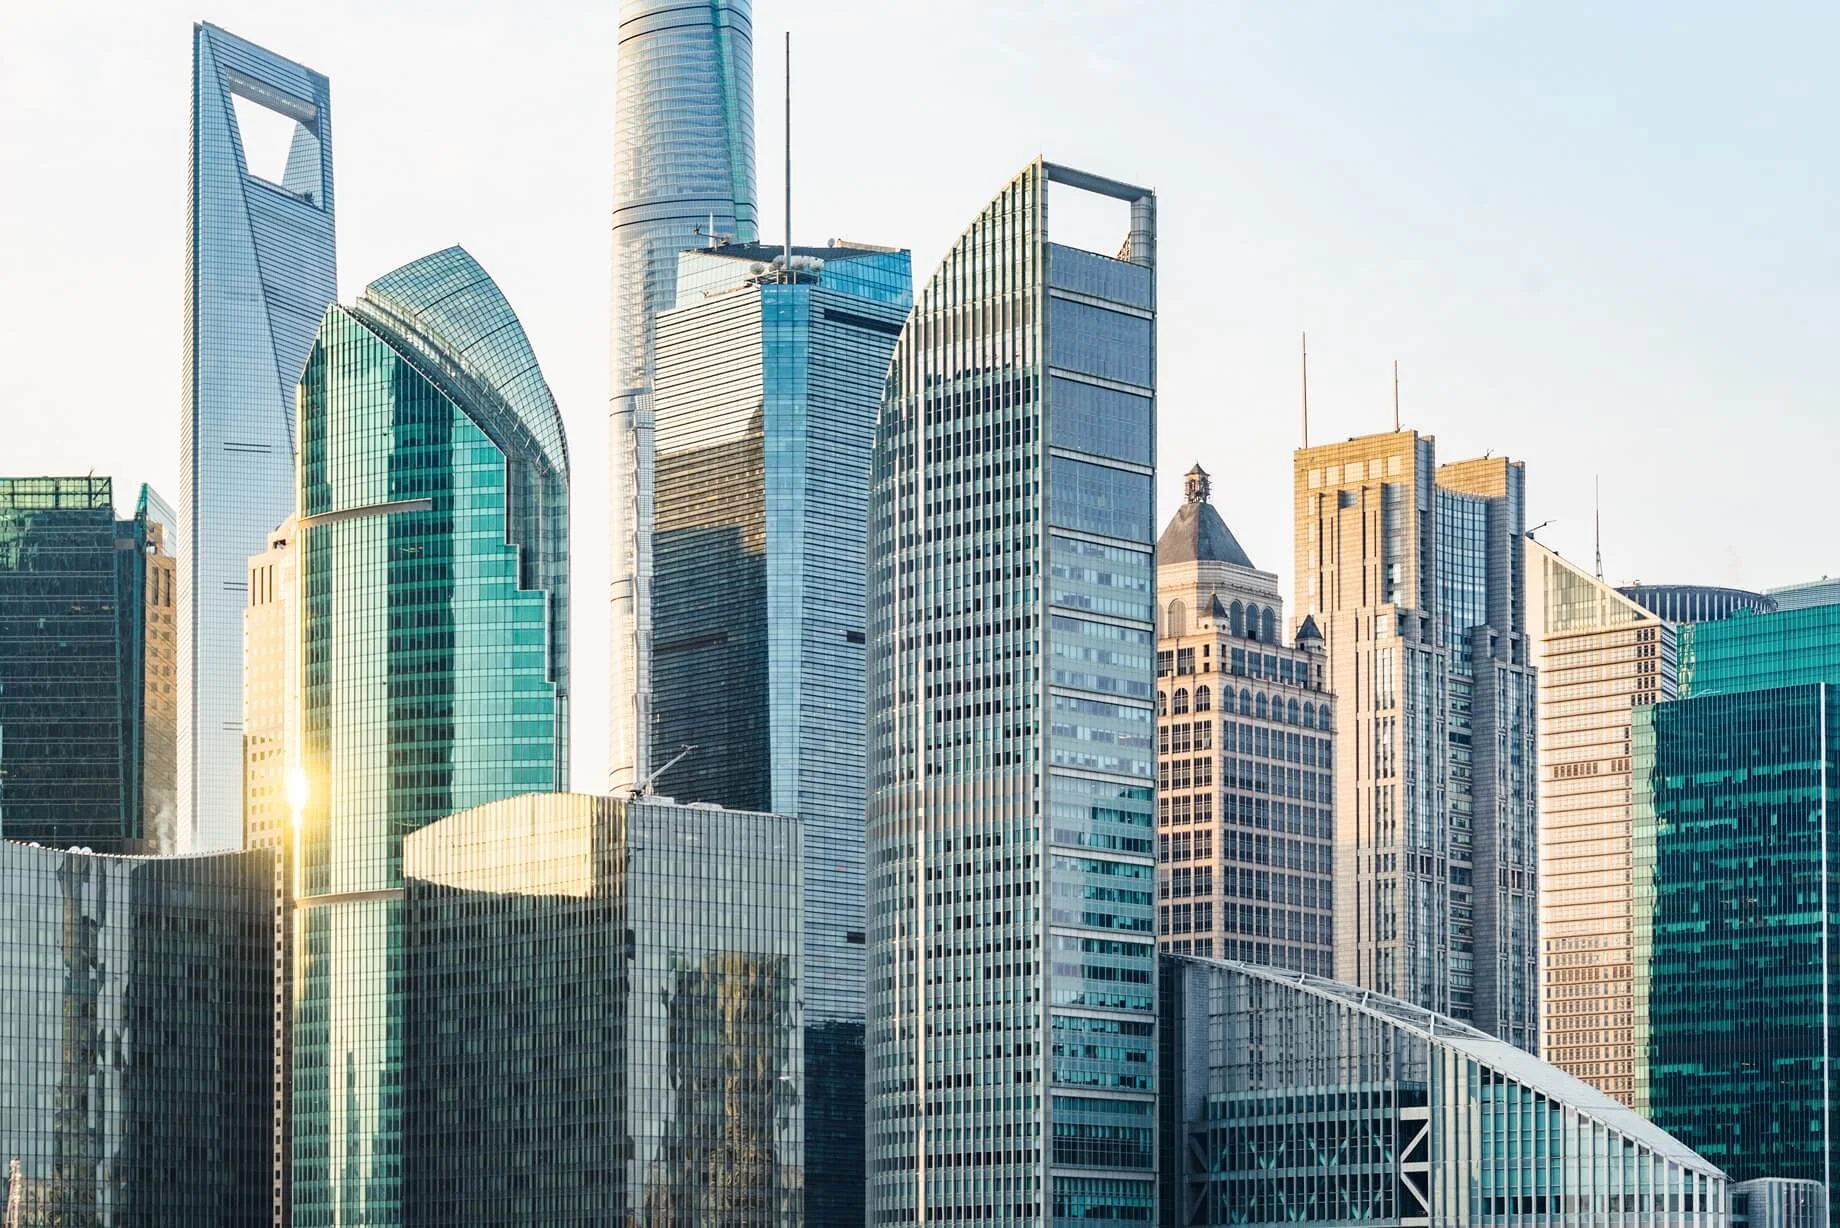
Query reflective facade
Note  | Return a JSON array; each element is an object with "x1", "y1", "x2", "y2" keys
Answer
[
  {"x1": 1733, "y1": 1180, "x2": 1831, "y2": 1228},
  {"x1": 181, "y1": 24, "x2": 336, "y2": 853},
  {"x1": 1155, "y1": 465, "x2": 1334, "y2": 973},
  {"x1": 0, "y1": 476, "x2": 175, "y2": 851},
  {"x1": 1633, "y1": 605, "x2": 1840, "y2": 1205},
  {"x1": 867, "y1": 160, "x2": 1159, "y2": 1225},
  {"x1": 291, "y1": 248, "x2": 569, "y2": 1227},
  {"x1": 243, "y1": 516, "x2": 298, "y2": 856},
  {"x1": 1160, "y1": 956, "x2": 1727, "y2": 1228},
  {"x1": 1526, "y1": 542, "x2": 1674, "y2": 1106},
  {"x1": 1293, "y1": 435, "x2": 1538, "y2": 1049},
  {"x1": 402, "y1": 792, "x2": 803, "y2": 1226},
  {"x1": 609, "y1": 0, "x2": 758, "y2": 794},
  {"x1": 1769, "y1": 579, "x2": 1840, "y2": 614},
  {"x1": 0, "y1": 841, "x2": 276, "y2": 1226},
  {"x1": 654, "y1": 240, "x2": 911, "y2": 1227}
]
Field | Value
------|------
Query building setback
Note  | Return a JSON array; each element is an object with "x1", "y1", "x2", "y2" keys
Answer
[
  {"x1": 866, "y1": 159, "x2": 1159, "y2": 1225},
  {"x1": 1526, "y1": 541, "x2": 1674, "y2": 1105},
  {"x1": 1160, "y1": 956, "x2": 1728, "y2": 1228},
  {"x1": 402, "y1": 792, "x2": 804, "y2": 1226},
  {"x1": 608, "y1": 0, "x2": 759, "y2": 796},
  {"x1": 1155, "y1": 464, "x2": 1333, "y2": 974},
  {"x1": 1293, "y1": 432, "x2": 1538, "y2": 1049},
  {"x1": 0, "y1": 476, "x2": 176, "y2": 851},
  {"x1": 1633, "y1": 603, "x2": 1840, "y2": 1200},
  {"x1": 180, "y1": 23, "x2": 335, "y2": 853},
  {"x1": 289, "y1": 248, "x2": 569, "y2": 1227},
  {"x1": 0, "y1": 842, "x2": 276, "y2": 1226},
  {"x1": 652, "y1": 238, "x2": 911, "y2": 1227}
]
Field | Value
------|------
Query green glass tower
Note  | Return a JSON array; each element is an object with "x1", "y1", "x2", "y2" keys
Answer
[
  {"x1": 866, "y1": 160, "x2": 1159, "y2": 1225},
  {"x1": 1634, "y1": 604, "x2": 1840, "y2": 1207},
  {"x1": 0, "y1": 476, "x2": 176, "y2": 851},
  {"x1": 290, "y1": 247, "x2": 569, "y2": 1226}
]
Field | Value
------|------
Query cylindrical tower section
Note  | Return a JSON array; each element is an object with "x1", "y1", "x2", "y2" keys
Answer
[{"x1": 609, "y1": 0, "x2": 759, "y2": 792}]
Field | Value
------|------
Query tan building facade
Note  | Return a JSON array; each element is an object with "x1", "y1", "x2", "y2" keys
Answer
[
  {"x1": 243, "y1": 517, "x2": 298, "y2": 854},
  {"x1": 1293, "y1": 430, "x2": 1538, "y2": 1049},
  {"x1": 1156, "y1": 465, "x2": 1334, "y2": 973},
  {"x1": 1527, "y1": 540, "x2": 1673, "y2": 1106}
]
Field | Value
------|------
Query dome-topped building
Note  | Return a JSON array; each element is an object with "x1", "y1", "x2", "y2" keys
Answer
[{"x1": 1155, "y1": 461, "x2": 1334, "y2": 975}]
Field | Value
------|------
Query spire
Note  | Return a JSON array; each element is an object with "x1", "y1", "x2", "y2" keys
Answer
[{"x1": 1184, "y1": 463, "x2": 1211, "y2": 504}]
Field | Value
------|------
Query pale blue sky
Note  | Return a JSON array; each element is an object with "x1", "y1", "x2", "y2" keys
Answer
[{"x1": 2, "y1": 1, "x2": 1833, "y2": 786}]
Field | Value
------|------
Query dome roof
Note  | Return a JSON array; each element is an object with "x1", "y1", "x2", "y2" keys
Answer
[{"x1": 1158, "y1": 464, "x2": 1254, "y2": 568}]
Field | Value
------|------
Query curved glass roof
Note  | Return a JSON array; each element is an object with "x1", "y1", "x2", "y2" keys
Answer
[
  {"x1": 1191, "y1": 957, "x2": 1725, "y2": 1178},
  {"x1": 357, "y1": 246, "x2": 569, "y2": 478}
]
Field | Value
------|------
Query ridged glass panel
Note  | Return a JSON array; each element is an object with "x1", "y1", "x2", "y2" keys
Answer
[{"x1": 180, "y1": 25, "x2": 336, "y2": 853}]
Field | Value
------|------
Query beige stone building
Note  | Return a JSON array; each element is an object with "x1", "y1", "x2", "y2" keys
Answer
[
  {"x1": 1293, "y1": 430, "x2": 1538, "y2": 1050},
  {"x1": 1156, "y1": 464, "x2": 1334, "y2": 973},
  {"x1": 1526, "y1": 540, "x2": 1672, "y2": 1105}
]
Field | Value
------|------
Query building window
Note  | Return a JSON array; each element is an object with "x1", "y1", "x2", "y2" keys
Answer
[
  {"x1": 1195, "y1": 685, "x2": 1212, "y2": 713},
  {"x1": 1172, "y1": 689, "x2": 1189, "y2": 715}
]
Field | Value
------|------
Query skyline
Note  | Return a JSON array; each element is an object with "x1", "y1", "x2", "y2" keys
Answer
[{"x1": 3, "y1": 0, "x2": 1835, "y2": 793}]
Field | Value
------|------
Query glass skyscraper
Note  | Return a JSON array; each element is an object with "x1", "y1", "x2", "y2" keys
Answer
[
  {"x1": 652, "y1": 239, "x2": 911, "y2": 1228},
  {"x1": 290, "y1": 247, "x2": 569, "y2": 1227},
  {"x1": 1293, "y1": 435, "x2": 1539, "y2": 1049},
  {"x1": 1160, "y1": 955, "x2": 1728, "y2": 1228},
  {"x1": 181, "y1": 23, "x2": 336, "y2": 854},
  {"x1": 0, "y1": 841, "x2": 276, "y2": 1226},
  {"x1": 402, "y1": 792, "x2": 803, "y2": 1226},
  {"x1": 1633, "y1": 603, "x2": 1840, "y2": 1205},
  {"x1": 0, "y1": 476, "x2": 176, "y2": 851},
  {"x1": 866, "y1": 160, "x2": 1158, "y2": 1226},
  {"x1": 609, "y1": 0, "x2": 758, "y2": 794}
]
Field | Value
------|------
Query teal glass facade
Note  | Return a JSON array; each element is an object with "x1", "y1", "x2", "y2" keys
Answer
[
  {"x1": 1161, "y1": 956, "x2": 1727, "y2": 1228},
  {"x1": 653, "y1": 241, "x2": 911, "y2": 1228},
  {"x1": 182, "y1": 23, "x2": 336, "y2": 853},
  {"x1": 866, "y1": 161, "x2": 1158, "y2": 1225},
  {"x1": 290, "y1": 247, "x2": 568, "y2": 1227},
  {"x1": 0, "y1": 476, "x2": 172, "y2": 850},
  {"x1": 402, "y1": 793, "x2": 803, "y2": 1226},
  {"x1": 0, "y1": 841, "x2": 276, "y2": 1225},
  {"x1": 1633, "y1": 604, "x2": 1840, "y2": 1208}
]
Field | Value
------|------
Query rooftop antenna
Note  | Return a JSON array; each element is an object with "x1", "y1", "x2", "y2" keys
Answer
[
  {"x1": 1594, "y1": 475, "x2": 1604, "y2": 579},
  {"x1": 1300, "y1": 332, "x2": 1310, "y2": 447},
  {"x1": 1392, "y1": 359, "x2": 1400, "y2": 432},
  {"x1": 783, "y1": 31, "x2": 793, "y2": 283}
]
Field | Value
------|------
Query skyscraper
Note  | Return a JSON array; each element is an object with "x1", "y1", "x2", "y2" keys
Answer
[
  {"x1": 402, "y1": 793, "x2": 804, "y2": 1226},
  {"x1": 609, "y1": 0, "x2": 758, "y2": 794},
  {"x1": 0, "y1": 841, "x2": 277, "y2": 1226},
  {"x1": 1155, "y1": 464, "x2": 1334, "y2": 973},
  {"x1": 181, "y1": 23, "x2": 336, "y2": 853},
  {"x1": 866, "y1": 160, "x2": 1158, "y2": 1225},
  {"x1": 1293, "y1": 433, "x2": 1538, "y2": 1049},
  {"x1": 0, "y1": 476, "x2": 175, "y2": 851},
  {"x1": 1525, "y1": 540, "x2": 1674, "y2": 1106},
  {"x1": 289, "y1": 248, "x2": 569, "y2": 1226},
  {"x1": 1633, "y1": 603, "x2": 1840, "y2": 1198},
  {"x1": 651, "y1": 238, "x2": 911, "y2": 1227},
  {"x1": 243, "y1": 516, "x2": 298, "y2": 856}
]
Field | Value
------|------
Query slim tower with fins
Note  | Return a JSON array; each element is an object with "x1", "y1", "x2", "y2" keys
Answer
[
  {"x1": 180, "y1": 23, "x2": 336, "y2": 851},
  {"x1": 608, "y1": 0, "x2": 758, "y2": 792}
]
